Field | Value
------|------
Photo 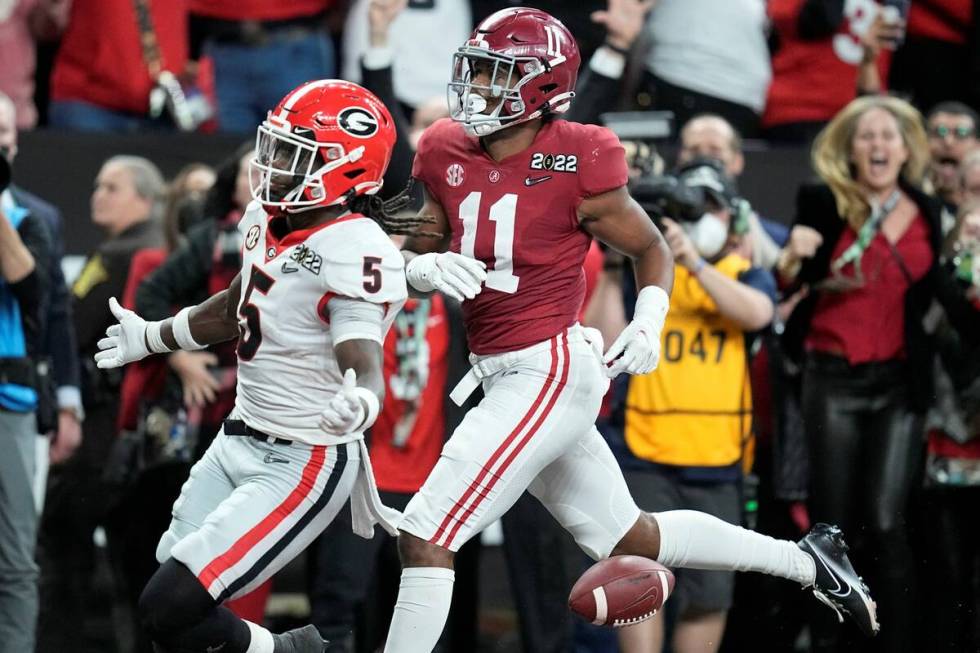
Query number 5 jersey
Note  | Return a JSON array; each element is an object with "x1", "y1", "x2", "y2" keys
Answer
[
  {"x1": 411, "y1": 117, "x2": 629, "y2": 355},
  {"x1": 233, "y1": 202, "x2": 407, "y2": 446}
]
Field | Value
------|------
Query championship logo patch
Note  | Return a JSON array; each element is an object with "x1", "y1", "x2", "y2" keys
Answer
[
  {"x1": 446, "y1": 163, "x2": 465, "y2": 187},
  {"x1": 338, "y1": 107, "x2": 379, "y2": 138},
  {"x1": 530, "y1": 152, "x2": 578, "y2": 173},
  {"x1": 245, "y1": 225, "x2": 261, "y2": 250}
]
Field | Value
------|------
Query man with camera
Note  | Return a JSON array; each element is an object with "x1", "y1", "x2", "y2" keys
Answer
[
  {"x1": 614, "y1": 160, "x2": 776, "y2": 653},
  {"x1": 0, "y1": 92, "x2": 83, "y2": 465},
  {"x1": 0, "y1": 93, "x2": 52, "y2": 653},
  {"x1": 676, "y1": 114, "x2": 789, "y2": 271}
]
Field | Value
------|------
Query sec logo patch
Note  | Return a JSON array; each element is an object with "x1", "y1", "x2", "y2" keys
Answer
[
  {"x1": 245, "y1": 225, "x2": 260, "y2": 250},
  {"x1": 446, "y1": 163, "x2": 465, "y2": 187}
]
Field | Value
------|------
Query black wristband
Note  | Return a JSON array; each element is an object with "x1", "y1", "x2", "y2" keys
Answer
[{"x1": 603, "y1": 40, "x2": 631, "y2": 56}]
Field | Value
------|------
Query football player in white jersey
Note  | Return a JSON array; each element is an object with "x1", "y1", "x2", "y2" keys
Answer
[{"x1": 94, "y1": 80, "x2": 434, "y2": 653}]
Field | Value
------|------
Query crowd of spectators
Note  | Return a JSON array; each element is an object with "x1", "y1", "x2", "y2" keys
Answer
[{"x1": 2, "y1": 1, "x2": 980, "y2": 653}]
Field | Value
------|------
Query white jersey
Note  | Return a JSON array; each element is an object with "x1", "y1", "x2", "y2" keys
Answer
[{"x1": 233, "y1": 202, "x2": 407, "y2": 445}]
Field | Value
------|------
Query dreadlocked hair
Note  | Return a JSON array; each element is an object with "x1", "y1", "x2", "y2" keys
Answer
[{"x1": 348, "y1": 179, "x2": 442, "y2": 238}]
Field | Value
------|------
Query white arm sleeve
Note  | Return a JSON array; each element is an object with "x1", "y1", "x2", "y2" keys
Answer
[{"x1": 328, "y1": 297, "x2": 386, "y2": 345}]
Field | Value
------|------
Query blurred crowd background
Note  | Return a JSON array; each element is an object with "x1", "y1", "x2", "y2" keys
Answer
[{"x1": 1, "y1": 1, "x2": 980, "y2": 652}]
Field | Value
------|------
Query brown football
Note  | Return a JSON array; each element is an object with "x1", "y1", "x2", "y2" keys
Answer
[{"x1": 568, "y1": 555, "x2": 675, "y2": 627}]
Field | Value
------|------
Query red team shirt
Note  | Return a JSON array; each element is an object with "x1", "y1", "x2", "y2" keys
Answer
[
  {"x1": 764, "y1": 0, "x2": 891, "y2": 128},
  {"x1": 806, "y1": 214, "x2": 933, "y2": 364},
  {"x1": 412, "y1": 117, "x2": 629, "y2": 355},
  {"x1": 371, "y1": 295, "x2": 450, "y2": 494}
]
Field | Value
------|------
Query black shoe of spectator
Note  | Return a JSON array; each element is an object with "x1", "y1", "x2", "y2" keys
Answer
[
  {"x1": 273, "y1": 625, "x2": 329, "y2": 653},
  {"x1": 798, "y1": 523, "x2": 880, "y2": 637}
]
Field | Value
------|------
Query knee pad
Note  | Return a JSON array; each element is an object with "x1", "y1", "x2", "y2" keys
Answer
[{"x1": 139, "y1": 558, "x2": 216, "y2": 638}]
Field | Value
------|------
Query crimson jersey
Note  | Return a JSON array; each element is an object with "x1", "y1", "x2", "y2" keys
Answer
[{"x1": 412, "y1": 118, "x2": 628, "y2": 355}]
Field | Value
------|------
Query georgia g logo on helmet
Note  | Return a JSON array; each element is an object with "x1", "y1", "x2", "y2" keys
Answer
[{"x1": 338, "y1": 106, "x2": 379, "y2": 138}]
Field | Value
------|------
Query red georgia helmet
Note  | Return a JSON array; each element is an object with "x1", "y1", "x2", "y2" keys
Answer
[
  {"x1": 448, "y1": 7, "x2": 580, "y2": 136},
  {"x1": 250, "y1": 79, "x2": 396, "y2": 213}
]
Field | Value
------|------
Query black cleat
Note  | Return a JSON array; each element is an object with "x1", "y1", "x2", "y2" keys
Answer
[
  {"x1": 273, "y1": 625, "x2": 329, "y2": 653},
  {"x1": 798, "y1": 523, "x2": 880, "y2": 637}
]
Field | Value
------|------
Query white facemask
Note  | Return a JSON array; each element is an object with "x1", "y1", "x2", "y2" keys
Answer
[{"x1": 683, "y1": 213, "x2": 729, "y2": 259}]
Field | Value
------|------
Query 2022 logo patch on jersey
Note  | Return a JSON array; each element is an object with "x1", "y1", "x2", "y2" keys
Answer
[
  {"x1": 289, "y1": 244, "x2": 323, "y2": 275},
  {"x1": 530, "y1": 152, "x2": 578, "y2": 173}
]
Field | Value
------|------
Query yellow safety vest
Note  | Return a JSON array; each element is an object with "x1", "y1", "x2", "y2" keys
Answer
[{"x1": 625, "y1": 254, "x2": 754, "y2": 468}]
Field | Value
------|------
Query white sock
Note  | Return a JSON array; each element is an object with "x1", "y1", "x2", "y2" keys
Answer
[
  {"x1": 383, "y1": 567, "x2": 455, "y2": 653},
  {"x1": 244, "y1": 620, "x2": 274, "y2": 653},
  {"x1": 653, "y1": 510, "x2": 816, "y2": 586}
]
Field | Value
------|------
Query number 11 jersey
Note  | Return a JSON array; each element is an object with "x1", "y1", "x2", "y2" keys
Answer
[
  {"x1": 412, "y1": 117, "x2": 629, "y2": 355},
  {"x1": 233, "y1": 202, "x2": 407, "y2": 445}
]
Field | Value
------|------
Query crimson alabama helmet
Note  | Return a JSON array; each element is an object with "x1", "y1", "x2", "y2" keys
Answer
[
  {"x1": 250, "y1": 79, "x2": 396, "y2": 213},
  {"x1": 448, "y1": 7, "x2": 581, "y2": 137}
]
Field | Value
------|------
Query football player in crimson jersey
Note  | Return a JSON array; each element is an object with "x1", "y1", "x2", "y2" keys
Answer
[
  {"x1": 383, "y1": 8, "x2": 878, "y2": 651},
  {"x1": 94, "y1": 80, "x2": 430, "y2": 653}
]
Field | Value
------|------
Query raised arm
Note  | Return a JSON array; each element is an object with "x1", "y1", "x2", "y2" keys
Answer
[
  {"x1": 319, "y1": 339, "x2": 386, "y2": 436},
  {"x1": 402, "y1": 191, "x2": 452, "y2": 258},
  {"x1": 579, "y1": 185, "x2": 673, "y2": 296},
  {"x1": 94, "y1": 273, "x2": 243, "y2": 369},
  {"x1": 159, "y1": 272, "x2": 242, "y2": 348},
  {"x1": 401, "y1": 186, "x2": 487, "y2": 301},
  {"x1": 579, "y1": 185, "x2": 674, "y2": 376},
  {"x1": 317, "y1": 295, "x2": 390, "y2": 436}
]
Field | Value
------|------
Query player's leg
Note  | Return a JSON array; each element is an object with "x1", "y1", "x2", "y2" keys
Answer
[
  {"x1": 140, "y1": 432, "x2": 250, "y2": 650},
  {"x1": 533, "y1": 427, "x2": 879, "y2": 635},
  {"x1": 142, "y1": 435, "x2": 358, "y2": 652},
  {"x1": 387, "y1": 330, "x2": 606, "y2": 653},
  {"x1": 616, "y1": 471, "x2": 737, "y2": 653}
]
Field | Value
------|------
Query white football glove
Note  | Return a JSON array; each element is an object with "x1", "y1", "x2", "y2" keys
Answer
[
  {"x1": 319, "y1": 369, "x2": 380, "y2": 435},
  {"x1": 405, "y1": 252, "x2": 487, "y2": 301},
  {"x1": 603, "y1": 286, "x2": 670, "y2": 378},
  {"x1": 94, "y1": 297, "x2": 153, "y2": 369}
]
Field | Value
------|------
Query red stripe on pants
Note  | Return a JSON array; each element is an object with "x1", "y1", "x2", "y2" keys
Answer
[
  {"x1": 198, "y1": 446, "x2": 328, "y2": 592},
  {"x1": 430, "y1": 333, "x2": 566, "y2": 548},
  {"x1": 441, "y1": 334, "x2": 572, "y2": 549}
]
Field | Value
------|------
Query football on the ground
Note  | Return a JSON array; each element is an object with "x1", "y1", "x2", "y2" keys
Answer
[{"x1": 568, "y1": 556, "x2": 675, "y2": 627}]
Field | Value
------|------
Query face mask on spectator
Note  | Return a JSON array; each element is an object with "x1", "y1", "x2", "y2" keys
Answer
[{"x1": 683, "y1": 213, "x2": 728, "y2": 259}]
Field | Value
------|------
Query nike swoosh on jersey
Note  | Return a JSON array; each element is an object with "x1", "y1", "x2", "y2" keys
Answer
[
  {"x1": 524, "y1": 175, "x2": 553, "y2": 187},
  {"x1": 281, "y1": 261, "x2": 299, "y2": 274},
  {"x1": 263, "y1": 453, "x2": 290, "y2": 464}
]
